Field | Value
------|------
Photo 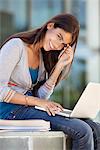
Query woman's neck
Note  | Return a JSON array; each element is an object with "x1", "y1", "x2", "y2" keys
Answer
[
  {"x1": 28, "y1": 44, "x2": 39, "y2": 54},
  {"x1": 27, "y1": 44, "x2": 40, "y2": 69}
]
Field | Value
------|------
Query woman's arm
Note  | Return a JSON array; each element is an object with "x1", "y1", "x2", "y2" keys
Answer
[
  {"x1": 0, "y1": 38, "x2": 63, "y2": 116},
  {"x1": 0, "y1": 38, "x2": 22, "y2": 102},
  {"x1": 37, "y1": 46, "x2": 74, "y2": 99},
  {"x1": 37, "y1": 66, "x2": 62, "y2": 99},
  {"x1": 9, "y1": 92, "x2": 63, "y2": 116}
]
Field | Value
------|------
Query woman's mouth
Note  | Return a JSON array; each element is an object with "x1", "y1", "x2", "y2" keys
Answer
[{"x1": 49, "y1": 41, "x2": 55, "y2": 50}]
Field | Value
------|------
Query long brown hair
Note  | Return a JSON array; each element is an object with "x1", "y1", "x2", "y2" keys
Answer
[{"x1": 1, "y1": 13, "x2": 80, "y2": 96}]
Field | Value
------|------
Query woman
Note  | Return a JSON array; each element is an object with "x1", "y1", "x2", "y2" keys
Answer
[{"x1": 0, "y1": 13, "x2": 99, "y2": 150}]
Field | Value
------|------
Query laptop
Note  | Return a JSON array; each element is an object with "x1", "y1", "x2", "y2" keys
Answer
[{"x1": 35, "y1": 82, "x2": 100, "y2": 119}]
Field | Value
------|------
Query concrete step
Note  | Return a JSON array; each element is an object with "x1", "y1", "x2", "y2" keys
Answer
[{"x1": 0, "y1": 131, "x2": 71, "y2": 150}]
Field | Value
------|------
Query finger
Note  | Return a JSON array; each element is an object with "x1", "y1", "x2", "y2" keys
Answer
[
  {"x1": 58, "y1": 46, "x2": 70, "y2": 59},
  {"x1": 64, "y1": 58, "x2": 72, "y2": 65},
  {"x1": 68, "y1": 46, "x2": 72, "y2": 49},
  {"x1": 50, "y1": 106, "x2": 58, "y2": 112},
  {"x1": 51, "y1": 110, "x2": 56, "y2": 116},
  {"x1": 65, "y1": 48, "x2": 72, "y2": 54},
  {"x1": 58, "y1": 50, "x2": 65, "y2": 59},
  {"x1": 65, "y1": 50, "x2": 73, "y2": 58},
  {"x1": 65, "y1": 46, "x2": 72, "y2": 51},
  {"x1": 67, "y1": 44, "x2": 69, "y2": 46},
  {"x1": 48, "y1": 106, "x2": 56, "y2": 116},
  {"x1": 55, "y1": 107, "x2": 62, "y2": 113},
  {"x1": 53, "y1": 102, "x2": 63, "y2": 110},
  {"x1": 50, "y1": 103, "x2": 59, "y2": 110},
  {"x1": 55, "y1": 103, "x2": 63, "y2": 110},
  {"x1": 45, "y1": 107, "x2": 51, "y2": 116}
]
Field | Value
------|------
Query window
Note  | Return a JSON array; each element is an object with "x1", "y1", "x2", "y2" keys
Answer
[
  {"x1": 31, "y1": 0, "x2": 63, "y2": 28},
  {"x1": 71, "y1": 0, "x2": 86, "y2": 29}
]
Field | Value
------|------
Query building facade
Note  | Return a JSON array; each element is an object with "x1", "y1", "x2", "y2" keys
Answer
[{"x1": 0, "y1": 0, "x2": 100, "y2": 120}]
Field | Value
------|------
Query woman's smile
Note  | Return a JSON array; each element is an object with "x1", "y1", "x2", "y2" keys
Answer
[
  {"x1": 49, "y1": 40, "x2": 56, "y2": 50},
  {"x1": 43, "y1": 26, "x2": 72, "y2": 51}
]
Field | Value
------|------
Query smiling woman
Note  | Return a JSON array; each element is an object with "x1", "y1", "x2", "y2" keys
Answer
[
  {"x1": 43, "y1": 24, "x2": 72, "y2": 51},
  {"x1": 0, "y1": 13, "x2": 99, "y2": 150}
]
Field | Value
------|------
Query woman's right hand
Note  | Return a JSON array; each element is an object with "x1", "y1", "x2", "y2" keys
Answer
[
  {"x1": 56, "y1": 45, "x2": 74, "y2": 71},
  {"x1": 36, "y1": 99, "x2": 63, "y2": 116}
]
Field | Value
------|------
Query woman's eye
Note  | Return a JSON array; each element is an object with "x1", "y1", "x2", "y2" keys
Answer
[{"x1": 57, "y1": 34, "x2": 62, "y2": 40}]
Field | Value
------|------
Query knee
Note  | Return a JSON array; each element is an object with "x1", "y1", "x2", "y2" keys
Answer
[
  {"x1": 76, "y1": 119, "x2": 93, "y2": 139},
  {"x1": 82, "y1": 123, "x2": 93, "y2": 137}
]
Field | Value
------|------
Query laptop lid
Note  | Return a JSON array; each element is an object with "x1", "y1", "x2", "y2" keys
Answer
[{"x1": 70, "y1": 82, "x2": 100, "y2": 119}]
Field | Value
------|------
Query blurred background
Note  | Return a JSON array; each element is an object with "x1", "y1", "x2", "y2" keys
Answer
[{"x1": 0, "y1": 0, "x2": 100, "y2": 121}]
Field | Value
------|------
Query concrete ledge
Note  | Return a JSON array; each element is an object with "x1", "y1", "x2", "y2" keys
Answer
[{"x1": 0, "y1": 131, "x2": 70, "y2": 150}]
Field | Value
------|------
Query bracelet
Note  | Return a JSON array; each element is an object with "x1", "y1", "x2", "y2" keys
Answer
[
  {"x1": 45, "y1": 82, "x2": 52, "y2": 90},
  {"x1": 25, "y1": 95, "x2": 29, "y2": 106},
  {"x1": 44, "y1": 82, "x2": 55, "y2": 92}
]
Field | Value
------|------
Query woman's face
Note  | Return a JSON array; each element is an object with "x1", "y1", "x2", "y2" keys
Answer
[{"x1": 43, "y1": 23, "x2": 72, "y2": 51}]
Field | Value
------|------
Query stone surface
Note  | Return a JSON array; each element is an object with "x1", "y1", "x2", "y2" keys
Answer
[{"x1": 0, "y1": 131, "x2": 67, "y2": 150}]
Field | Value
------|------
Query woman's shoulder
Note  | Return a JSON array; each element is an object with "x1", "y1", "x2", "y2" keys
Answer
[
  {"x1": 0, "y1": 38, "x2": 25, "y2": 58},
  {"x1": 3, "y1": 38, "x2": 24, "y2": 48},
  {"x1": 1, "y1": 38, "x2": 25, "y2": 53}
]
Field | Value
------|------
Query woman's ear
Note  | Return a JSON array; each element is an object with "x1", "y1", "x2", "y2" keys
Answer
[{"x1": 47, "y1": 23, "x2": 55, "y2": 30}]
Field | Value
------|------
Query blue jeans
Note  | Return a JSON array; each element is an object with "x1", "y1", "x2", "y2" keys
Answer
[
  {"x1": 0, "y1": 90, "x2": 94, "y2": 150},
  {"x1": 0, "y1": 103, "x2": 94, "y2": 150}
]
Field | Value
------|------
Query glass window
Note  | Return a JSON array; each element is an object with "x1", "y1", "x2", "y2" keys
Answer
[
  {"x1": 71, "y1": 0, "x2": 86, "y2": 29},
  {"x1": 31, "y1": 0, "x2": 63, "y2": 28}
]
